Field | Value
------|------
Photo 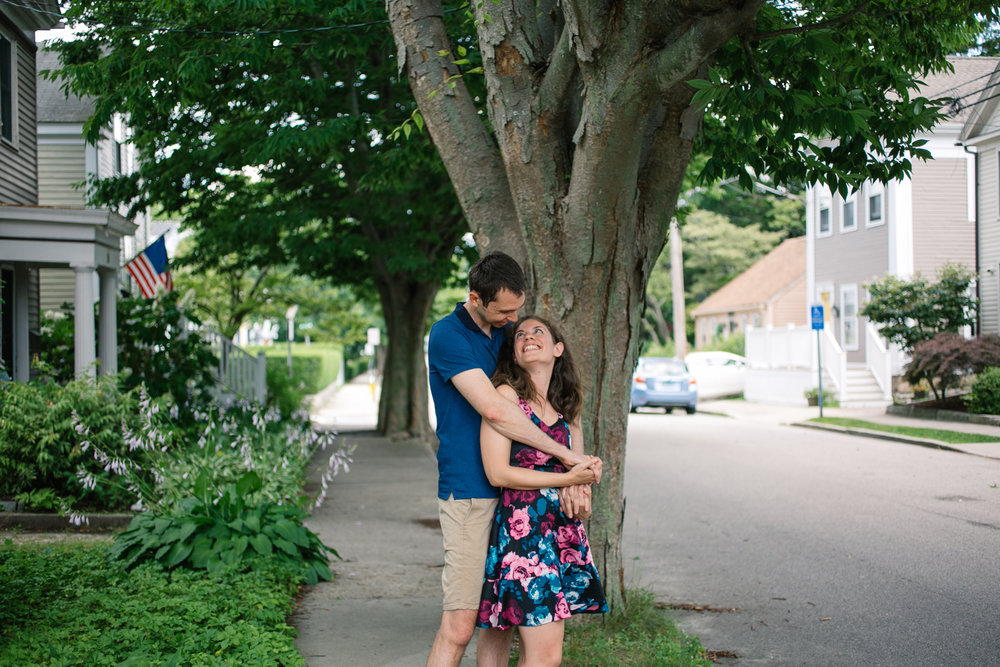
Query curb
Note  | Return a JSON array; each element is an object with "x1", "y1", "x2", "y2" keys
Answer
[
  {"x1": 0, "y1": 512, "x2": 133, "y2": 532},
  {"x1": 791, "y1": 421, "x2": 966, "y2": 454},
  {"x1": 886, "y1": 404, "x2": 1000, "y2": 427}
]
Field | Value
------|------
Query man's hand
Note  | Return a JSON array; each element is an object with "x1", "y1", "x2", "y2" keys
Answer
[
  {"x1": 559, "y1": 451, "x2": 603, "y2": 483},
  {"x1": 558, "y1": 484, "x2": 593, "y2": 520}
]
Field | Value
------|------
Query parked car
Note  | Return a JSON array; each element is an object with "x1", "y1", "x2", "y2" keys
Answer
[
  {"x1": 630, "y1": 356, "x2": 697, "y2": 414},
  {"x1": 684, "y1": 351, "x2": 747, "y2": 400}
]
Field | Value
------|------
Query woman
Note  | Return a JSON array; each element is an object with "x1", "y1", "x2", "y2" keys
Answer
[{"x1": 476, "y1": 315, "x2": 609, "y2": 666}]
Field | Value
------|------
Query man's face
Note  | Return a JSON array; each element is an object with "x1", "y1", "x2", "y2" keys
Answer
[{"x1": 470, "y1": 288, "x2": 525, "y2": 329}]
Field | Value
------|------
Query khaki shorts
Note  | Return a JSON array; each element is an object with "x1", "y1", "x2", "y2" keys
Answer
[{"x1": 438, "y1": 495, "x2": 498, "y2": 611}]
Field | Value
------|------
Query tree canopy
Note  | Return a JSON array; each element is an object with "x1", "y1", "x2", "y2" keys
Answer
[{"x1": 48, "y1": 0, "x2": 471, "y2": 438}]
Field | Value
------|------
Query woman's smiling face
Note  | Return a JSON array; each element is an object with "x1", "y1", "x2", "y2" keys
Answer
[{"x1": 513, "y1": 318, "x2": 564, "y2": 366}]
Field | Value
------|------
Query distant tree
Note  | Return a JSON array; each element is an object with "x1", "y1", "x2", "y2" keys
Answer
[
  {"x1": 642, "y1": 210, "x2": 783, "y2": 350},
  {"x1": 862, "y1": 264, "x2": 977, "y2": 352}
]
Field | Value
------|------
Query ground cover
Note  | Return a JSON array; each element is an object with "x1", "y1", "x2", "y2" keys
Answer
[
  {"x1": 507, "y1": 589, "x2": 712, "y2": 666},
  {"x1": 0, "y1": 540, "x2": 303, "y2": 665},
  {"x1": 808, "y1": 417, "x2": 1000, "y2": 444}
]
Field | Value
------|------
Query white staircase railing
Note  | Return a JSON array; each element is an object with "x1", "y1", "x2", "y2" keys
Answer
[
  {"x1": 864, "y1": 322, "x2": 893, "y2": 400},
  {"x1": 818, "y1": 328, "x2": 845, "y2": 397},
  {"x1": 201, "y1": 329, "x2": 267, "y2": 404}
]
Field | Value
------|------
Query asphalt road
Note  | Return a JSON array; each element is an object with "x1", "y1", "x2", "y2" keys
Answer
[{"x1": 622, "y1": 411, "x2": 1000, "y2": 666}]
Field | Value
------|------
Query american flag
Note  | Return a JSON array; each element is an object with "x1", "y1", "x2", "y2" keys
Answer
[{"x1": 125, "y1": 235, "x2": 174, "y2": 298}]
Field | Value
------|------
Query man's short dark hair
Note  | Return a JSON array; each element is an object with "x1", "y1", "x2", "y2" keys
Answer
[{"x1": 468, "y1": 251, "x2": 526, "y2": 306}]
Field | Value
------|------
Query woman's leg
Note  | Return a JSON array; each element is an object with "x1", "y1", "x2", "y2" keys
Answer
[{"x1": 516, "y1": 620, "x2": 565, "y2": 667}]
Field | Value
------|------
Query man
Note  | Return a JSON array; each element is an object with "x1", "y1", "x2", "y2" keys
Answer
[{"x1": 426, "y1": 251, "x2": 601, "y2": 667}]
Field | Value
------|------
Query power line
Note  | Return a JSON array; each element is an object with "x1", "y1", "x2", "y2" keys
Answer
[{"x1": 0, "y1": 0, "x2": 463, "y2": 36}]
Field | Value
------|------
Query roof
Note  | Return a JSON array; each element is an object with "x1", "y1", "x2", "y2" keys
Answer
[
  {"x1": 36, "y1": 48, "x2": 95, "y2": 123},
  {"x1": 922, "y1": 56, "x2": 1000, "y2": 124},
  {"x1": 691, "y1": 236, "x2": 806, "y2": 316}
]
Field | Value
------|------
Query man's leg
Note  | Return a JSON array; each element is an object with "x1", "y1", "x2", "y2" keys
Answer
[
  {"x1": 428, "y1": 609, "x2": 478, "y2": 667},
  {"x1": 476, "y1": 627, "x2": 514, "y2": 667},
  {"x1": 431, "y1": 496, "x2": 498, "y2": 667}
]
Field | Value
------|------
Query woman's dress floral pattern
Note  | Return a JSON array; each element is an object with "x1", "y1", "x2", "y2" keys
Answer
[{"x1": 476, "y1": 399, "x2": 608, "y2": 629}]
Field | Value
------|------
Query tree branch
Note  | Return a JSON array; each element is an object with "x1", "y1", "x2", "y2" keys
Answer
[{"x1": 386, "y1": 0, "x2": 519, "y2": 251}]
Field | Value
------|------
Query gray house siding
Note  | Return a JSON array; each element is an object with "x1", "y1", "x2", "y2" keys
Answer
[
  {"x1": 814, "y1": 183, "x2": 890, "y2": 362},
  {"x1": 977, "y1": 145, "x2": 1000, "y2": 335},
  {"x1": 37, "y1": 142, "x2": 88, "y2": 206},
  {"x1": 38, "y1": 268, "x2": 75, "y2": 314},
  {"x1": 0, "y1": 23, "x2": 38, "y2": 205},
  {"x1": 912, "y1": 157, "x2": 976, "y2": 277}
]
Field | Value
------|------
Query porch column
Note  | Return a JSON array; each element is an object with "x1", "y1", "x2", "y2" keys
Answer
[
  {"x1": 13, "y1": 264, "x2": 30, "y2": 382},
  {"x1": 73, "y1": 263, "x2": 97, "y2": 379},
  {"x1": 98, "y1": 268, "x2": 118, "y2": 376}
]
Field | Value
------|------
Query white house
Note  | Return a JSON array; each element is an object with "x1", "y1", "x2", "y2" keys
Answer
[
  {"x1": 0, "y1": 5, "x2": 138, "y2": 381},
  {"x1": 747, "y1": 56, "x2": 999, "y2": 406}
]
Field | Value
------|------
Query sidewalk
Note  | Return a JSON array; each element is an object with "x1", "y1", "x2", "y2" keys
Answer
[{"x1": 294, "y1": 375, "x2": 461, "y2": 666}]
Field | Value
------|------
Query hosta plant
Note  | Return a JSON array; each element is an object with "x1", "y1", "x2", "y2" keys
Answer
[{"x1": 108, "y1": 470, "x2": 338, "y2": 584}]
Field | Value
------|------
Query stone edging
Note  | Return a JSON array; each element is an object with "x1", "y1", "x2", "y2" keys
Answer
[
  {"x1": 0, "y1": 512, "x2": 133, "y2": 532},
  {"x1": 886, "y1": 404, "x2": 1000, "y2": 427}
]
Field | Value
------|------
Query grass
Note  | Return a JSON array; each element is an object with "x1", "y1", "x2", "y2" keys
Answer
[
  {"x1": 808, "y1": 417, "x2": 1000, "y2": 444},
  {"x1": 510, "y1": 589, "x2": 712, "y2": 666},
  {"x1": 0, "y1": 540, "x2": 304, "y2": 665}
]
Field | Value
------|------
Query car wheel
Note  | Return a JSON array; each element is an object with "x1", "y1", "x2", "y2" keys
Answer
[
  {"x1": 629, "y1": 404, "x2": 637, "y2": 413},
  {"x1": 664, "y1": 407, "x2": 673, "y2": 414},
  {"x1": 685, "y1": 406, "x2": 696, "y2": 415}
]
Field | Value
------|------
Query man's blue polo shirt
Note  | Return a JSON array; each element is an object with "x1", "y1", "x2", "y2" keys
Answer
[{"x1": 428, "y1": 302, "x2": 508, "y2": 500}]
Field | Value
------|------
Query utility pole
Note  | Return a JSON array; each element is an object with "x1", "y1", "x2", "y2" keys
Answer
[{"x1": 670, "y1": 219, "x2": 687, "y2": 359}]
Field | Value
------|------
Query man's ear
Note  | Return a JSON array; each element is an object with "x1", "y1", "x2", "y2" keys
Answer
[{"x1": 468, "y1": 291, "x2": 481, "y2": 306}]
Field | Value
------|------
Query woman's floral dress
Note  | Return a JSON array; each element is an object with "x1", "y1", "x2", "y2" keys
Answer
[{"x1": 476, "y1": 399, "x2": 609, "y2": 629}]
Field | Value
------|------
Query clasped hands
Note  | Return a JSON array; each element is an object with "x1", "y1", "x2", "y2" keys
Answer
[{"x1": 559, "y1": 453, "x2": 602, "y2": 519}]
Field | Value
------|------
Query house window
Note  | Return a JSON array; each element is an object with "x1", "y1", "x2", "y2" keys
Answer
[
  {"x1": 0, "y1": 33, "x2": 13, "y2": 144},
  {"x1": 841, "y1": 191, "x2": 857, "y2": 232},
  {"x1": 840, "y1": 284, "x2": 859, "y2": 351},
  {"x1": 817, "y1": 187, "x2": 832, "y2": 237},
  {"x1": 867, "y1": 182, "x2": 884, "y2": 226}
]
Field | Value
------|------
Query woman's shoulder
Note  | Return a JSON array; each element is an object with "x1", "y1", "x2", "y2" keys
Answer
[{"x1": 495, "y1": 383, "x2": 520, "y2": 401}]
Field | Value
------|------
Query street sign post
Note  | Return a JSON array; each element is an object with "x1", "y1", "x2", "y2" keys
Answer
[{"x1": 810, "y1": 305, "x2": 825, "y2": 417}]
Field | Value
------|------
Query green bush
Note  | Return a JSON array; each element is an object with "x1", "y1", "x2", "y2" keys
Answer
[
  {"x1": 0, "y1": 541, "x2": 303, "y2": 665},
  {"x1": 966, "y1": 367, "x2": 1000, "y2": 415},
  {"x1": 109, "y1": 471, "x2": 337, "y2": 584},
  {"x1": 0, "y1": 376, "x2": 144, "y2": 512}
]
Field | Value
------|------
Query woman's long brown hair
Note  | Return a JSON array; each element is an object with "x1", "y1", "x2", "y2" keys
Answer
[{"x1": 492, "y1": 315, "x2": 582, "y2": 424}]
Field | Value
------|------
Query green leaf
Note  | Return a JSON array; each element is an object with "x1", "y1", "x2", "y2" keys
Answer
[
  {"x1": 166, "y1": 541, "x2": 194, "y2": 568},
  {"x1": 250, "y1": 533, "x2": 273, "y2": 556}
]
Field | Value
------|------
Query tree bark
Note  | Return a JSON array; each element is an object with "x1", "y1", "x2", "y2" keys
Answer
[{"x1": 388, "y1": 0, "x2": 765, "y2": 609}]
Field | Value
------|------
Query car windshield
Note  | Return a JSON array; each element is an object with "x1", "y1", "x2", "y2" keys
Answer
[{"x1": 641, "y1": 359, "x2": 686, "y2": 375}]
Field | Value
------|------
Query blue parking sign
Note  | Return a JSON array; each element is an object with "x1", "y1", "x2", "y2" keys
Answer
[{"x1": 811, "y1": 305, "x2": 824, "y2": 330}]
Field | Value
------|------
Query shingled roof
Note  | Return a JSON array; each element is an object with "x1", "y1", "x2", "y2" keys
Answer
[
  {"x1": 691, "y1": 236, "x2": 806, "y2": 316},
  {"x1": 36, "y1": 48, "x2": 95, "y2": 123}
]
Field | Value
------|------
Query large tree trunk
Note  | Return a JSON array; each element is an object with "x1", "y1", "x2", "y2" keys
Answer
[
  {"x1": 373, "y1": 276, "x2": 437, "y2": 441},
  {"x1": 388, "y1": 0, "x2": 763, "y2": 609}
]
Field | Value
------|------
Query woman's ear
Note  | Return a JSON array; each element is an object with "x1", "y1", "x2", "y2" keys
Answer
[{"x1": 553, "y1": 341, "x2": 564, "y2": 358}]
